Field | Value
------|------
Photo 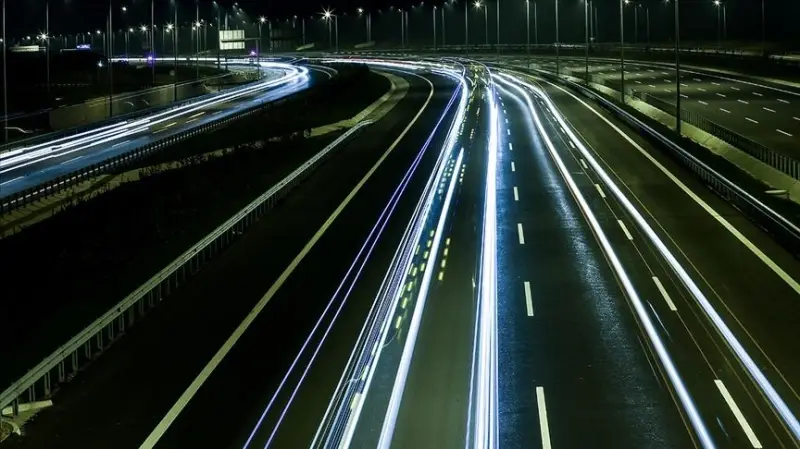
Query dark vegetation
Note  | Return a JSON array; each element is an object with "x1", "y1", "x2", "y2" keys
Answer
[{"x1": 0, "y1": 64, "x2": 390, "y2": 386}]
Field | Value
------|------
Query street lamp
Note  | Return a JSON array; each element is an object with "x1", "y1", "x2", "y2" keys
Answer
[
  {"x1": 259, "y1": 16, "x2": 265, "y2": 56},
  {"x1": 121, "y1": 5, "x2": 127, "y2": 12},
  {"x1": 322, "y1": 9, "x2": 338, "y2": 52},
  {"x1": 713, "y1": 0, "x2": 726, "y2": 46},
  {"x1": 474, "y1": 1, "x2": 487, "y2": 46}
]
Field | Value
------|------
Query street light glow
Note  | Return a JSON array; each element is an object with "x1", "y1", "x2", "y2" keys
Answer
[
  {"x1": 357, "y1": 7, "x2": 364, "y2": 13},
  {"x1": 121, "y1": 6, "x2": 127, "y2": 12},
  {"x1": 96, "y1": 30, "x2": 102, "y2": 35},
  {"x1": 713, "y1": 0, "x2": 721, "y2": 5},
  {"x1": 260, "y1": 16, "x2": 266, "y2": 23},
  {"x1": 166, "y1": 23, "x2": 174, "y2": 30},
  {"x1": 38, "y1": 32, "x2": 48, "y2": 41},
  {"x1": 140, "y1": 25, "x2": 147, "y2": 32}
]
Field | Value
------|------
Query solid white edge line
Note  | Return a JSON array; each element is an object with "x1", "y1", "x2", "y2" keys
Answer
[
  {"x1": 714, "y1": 379, "x2": 763, "y2": 448},
  {"x1": 617, "y1": 219, "x2": 634, "y2": 241},
  {"x1": 517, "y1": 223, "x2": 525, "y2": 245},
  {"x1": 138, "y1": 74, "x2": 437, "y2": 449},
  {"x1": 542, "y1": 78, "x2": 800, "y2": 297},
  {"x1": 652, "y1": 276, "x2": 678, "y2": 312},
  {"x1": 523, "y1": 281, "x2": 534, "y2": 316},
  {"x1": 536, "y1": 387, "x2": 552, "y2": 449}
]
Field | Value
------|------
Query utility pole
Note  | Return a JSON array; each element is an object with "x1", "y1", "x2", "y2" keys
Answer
[
  {"x1": 3, "y1": 0, "x2": 7, "y2": 143},
  {"x1": 619, "y1": 0, "x2": 625, "y2": 103},
  {"x1": 675, "y1": 0, "x2": 681, "y2": 134}
]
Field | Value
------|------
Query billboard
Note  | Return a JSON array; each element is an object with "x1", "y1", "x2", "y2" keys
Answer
[{"x1": 219, "y1": 30, "x2": 245, "y2": 50}]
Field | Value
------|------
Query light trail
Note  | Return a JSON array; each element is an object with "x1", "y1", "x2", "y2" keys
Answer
[
  {"x1": 0, "y1": 63, "x2": 307, "y2": 176},
  {"x1": 502, "y1": 72, "x2": 800, "y2": 444},
  {"x1": 494, "y1": 74, "x2": 717, "y2": 449},
  {"x1": 231, "y1": 63, "x2": 468, "y2": 448},
  {"x1": 470, "y1": 69, "x2": 500, "y2": 449},
  {"x1": 312, "y1": 68, "x2": 468, "y2": 449}
]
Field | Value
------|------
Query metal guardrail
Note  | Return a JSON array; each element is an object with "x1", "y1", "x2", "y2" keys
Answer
[
  {"x1": 529, "y1": 69, "x2": 800, "y2": 256},
  {"x1": 630, "y1": 90, "x2": 800, "y2": 181},
  {"x1": 0, "y1": 75, "x2": 300, "y2": 216},
  {"x1": 0, "y1": 119, "x2": 372, "y2": 418}
]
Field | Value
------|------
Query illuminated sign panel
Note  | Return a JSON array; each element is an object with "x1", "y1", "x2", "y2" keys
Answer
[{"x1": 219, "y1": 30, "x2": 245, "y2": 50}]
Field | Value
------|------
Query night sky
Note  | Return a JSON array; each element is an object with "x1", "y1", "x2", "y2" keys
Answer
[{"x1": 3, "y1": 0, "x2": 798, "y2": 48}]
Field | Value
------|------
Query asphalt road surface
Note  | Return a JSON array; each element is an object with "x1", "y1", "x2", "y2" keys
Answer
[
  {"x1": 505, "y1": 57, "x2": 800, "y2": 156},
  {"x1": 0, "y1": 65, "x2": 325, "y2": 199},
  {"x1": 0, "y1": 69, "x2": 460, "y2": 449},
  {"x1": 496, "y1": 71, "x2": 800, "y2": 447}
]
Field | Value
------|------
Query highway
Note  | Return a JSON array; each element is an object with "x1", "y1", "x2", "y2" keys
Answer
[
  {"x1": 0, "y1": 62, "x2": 316, "y2": 199},
  {"x1": 503, "y1": 56, "x2": 800, "y2": 154},
  {"x1": 5, "y1": 56, "x2": 800, "y2": 449},
  {"x1": 0, "y1": 66, "x2": 464, "y2": 449},
  {"x1": 493, "y1": 70, "x2": 800, "y2": 447}
]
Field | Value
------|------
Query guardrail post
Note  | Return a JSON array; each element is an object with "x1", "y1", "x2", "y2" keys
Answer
[
  {"x1": 58, "y1": 360, "x2": 66, "y2": 383},
  {"x1": 43, "y1": 372, "x2": 51, "y2": 397},
  {"x1": 95, "y1": 331, "x2": 104, "y2": 352},
  {"x1": 84, "y1": 341, "x2": 91, "y2": 360},
  {"x1": 27, "y1": 386, "x2": 35, "y2": 403},
  {"x1": 71, "y1": 351, "x2": 79, "y2": 374}
]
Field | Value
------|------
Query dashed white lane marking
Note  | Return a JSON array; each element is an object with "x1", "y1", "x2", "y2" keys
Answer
[
  {"x1": 511, "y1": 161, "x2": 516, "y2": 172},
  {"x1": 745, "y1": 117, "x2": 759, "y2": 124},
  {"x1": 763, "y1": 107, "x2": 776, "y2": 113},
  {"x1": 513, "y1": 186, "x2": 519, "y2": 201},
  {"x1": 617, "y1": 219, "x2": 634, "y2": 241},
  {"x1": 648, "y1": 84, "x2": 657, "y2": 89},
  {"x1": 524, "y1": 281, "x2": 534, "y2": 316},
  {"x1": 738, "y1": 99, "x2": 749, "y2": 104},
  {"x1": 652, "y1": 276, "x2": 677, "y2": 311},
  {"x1": 680, "y1": 83, "x2": 689, "y2": 87},
  {"x1": 680, "y1": 94, "x2": 689, "y2": 99},
  {"x1": 731, "y1": 86, "x2": 740, "y2": 91},
  {"x1": 517, "y1": 223, "x2": 526, "y2": 244},
  {"x1": 777, "y1": 129, "x2": 793, "y2": 137},
  {"x1": 716, "y1": 93, "x2": 727, "y2": 98},
  {"x1": 778, "y1": 99, "x2": 790, "y2": 104},
  {"x1": 714, "y1": 380, "x2": 763, "y2": 448},
  {"x1": 595, "y1": 184, "x2": 607, "y2": 198},
  {"x1": 509, "y1": 143, "x2": 513, "y2": 151},
  {"x1": 507, "y1": 128, "x2": 511, "y2": 135},
  {"x1": 568, "y1": 141, "x2": 576, "y2": 149},
  {"x1": 794, "y1": 117, "x2": 800, "y2": 121},
  {"x1": 580, "y1": 159, "x2": 588, "y2": 169},
  {"x1": 753, "y1": 92, "x2": 763, "y2": 97},
  {"x1": 698, "y1": 87, "x2": 707, "y2": 92},
  {"x1": 635, "y1": 80, "x2": 642, "y2": 84},
  {"x1": 719, "y1": 108, "x2": 731, "y2": 114},
  {"x1": 663, "y1": 79, "x2": 671, "y2": 83},
  {"x1": 711, "y1": 81, "x2": 721, "y2": 86},
  {"x1": 536, "y1": 387, "x2": 553, "y2": 449},
  {"x1": 699, "y1": 100, "x2": 709, "y2": 105},
  {"x1": 693, "y1": 77, "x2": 702, "y2": 82}
]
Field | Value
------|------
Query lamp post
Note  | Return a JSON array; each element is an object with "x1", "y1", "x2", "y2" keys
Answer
[
  {"x1": 464, "y1": 0, "x2": 468, "y2": 45},
  {"x1": 674, "y1": 0, "x2": 681, "y2": 134},
  {"x1": 583, "y1": 0, "x2": 588, "y2": 83},
  {"x1": 433, "y1": 5, "x2": 437, "y2": 50},
  {"x1": 258, "y1": 16, "x2": 265, "y2": 59},
  {"x1": 620, "y1": 0, "x2": 627, "y2": 103},
  {"x1": 126, "y1": 28, "x2": 132, "y2": 58},
  {"x1": 760, "y1": 0, "x2": 765, "y2": 54},
  {"x1": 45, "y1": 1, "x2": 50, "y2": 95},
  {"x1": 525, "y1": 0, "x2": 530, "y2": 54},
  {"x1": 474, "y1": 1, "x2": 487, "y2": 46},
  {"x1": 496, "y1": 0, "x2": 500, "y2": 51},
  {"x1": 555, "y1": 0, "x2": 559, "y2": 76},
  {"x1": 713, "y1": 0, "x2": 722, "y2": 47},
  {"x1": 3, "y1": 0, "x2": 7, "y2": 143}
]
